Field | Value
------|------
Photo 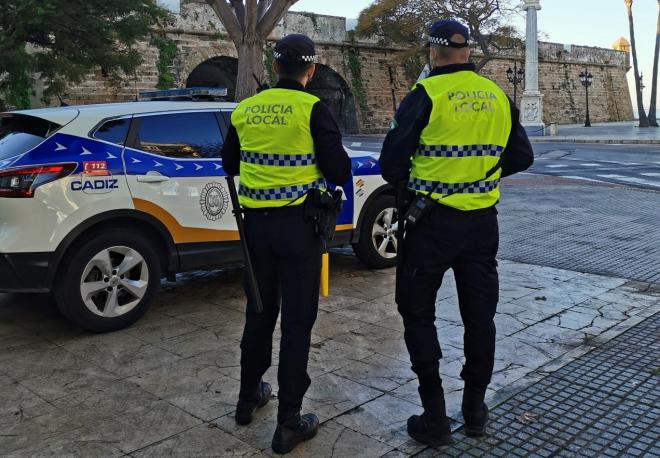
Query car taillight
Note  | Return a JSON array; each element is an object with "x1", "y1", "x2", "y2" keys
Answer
[{"x1": 0, "y1": 164, "x2": 76, "y2": 198}]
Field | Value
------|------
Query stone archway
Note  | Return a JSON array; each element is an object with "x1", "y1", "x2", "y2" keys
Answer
[
  {"x1": 186, "y1": 56, "x2": 239, "y2": 101},
  {"x1": 307, "y1": 64, "x2": 359, "y2": 134}
]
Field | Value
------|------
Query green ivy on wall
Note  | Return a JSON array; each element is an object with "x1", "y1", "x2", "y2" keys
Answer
[
  {"x1": 264, "y1": 48, "x2": 276, "y2": 87},
  {"x1": 404, "y1": 54, "x2": 425, "y2": 85},
  {"x1": 345, "y1": 47, "x2": 368, "y2": 117},
  {"x1": 153, "y1": 36, "x2": 178, "y2": 90}
]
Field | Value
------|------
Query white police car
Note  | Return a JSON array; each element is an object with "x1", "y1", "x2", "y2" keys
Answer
[{"x1": 0, "y1": 88, "x2": 398, "y2": 332}]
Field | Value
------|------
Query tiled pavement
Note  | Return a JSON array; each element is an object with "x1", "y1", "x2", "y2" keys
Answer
[
  {"x1": 439, "y1": 312, "x2": 660, "y2": 457},
  {"x1": 1, "y1": 254, "x2": 659, "y2": 457}
]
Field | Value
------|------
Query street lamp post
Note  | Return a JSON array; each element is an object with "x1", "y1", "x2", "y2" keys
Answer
[
  {"x1": 506, "y1": 62, "x2": 525, "y2": 107},
  {"x1": 579, "y1": 70, "x2": 593, "y2": 127}
]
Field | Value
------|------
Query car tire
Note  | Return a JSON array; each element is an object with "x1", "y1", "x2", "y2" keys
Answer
[
  {"x1": 353, "y1": 194, "x2": 399, "y2": 269},
  {"x1": 54, "y1": 229, "x2": 161, "y2": 332}
]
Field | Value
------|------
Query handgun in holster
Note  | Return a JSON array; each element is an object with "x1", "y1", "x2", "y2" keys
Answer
[{"x1": 304, "y1": 188, "x2": 343, "y2": 246}]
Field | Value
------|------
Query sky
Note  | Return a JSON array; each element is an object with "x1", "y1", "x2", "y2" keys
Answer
[{"x1": 290, "y1": 0, "x2": 659, "y2": 111}]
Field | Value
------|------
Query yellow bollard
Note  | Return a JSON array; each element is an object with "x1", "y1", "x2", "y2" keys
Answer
[{"x1": 320, "y1": 252, "x2": 329, "y2": 297}]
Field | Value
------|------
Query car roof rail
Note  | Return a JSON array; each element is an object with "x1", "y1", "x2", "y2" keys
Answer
[{"x1": 138, "y1": 87, "x2": 229, "y2": 102}]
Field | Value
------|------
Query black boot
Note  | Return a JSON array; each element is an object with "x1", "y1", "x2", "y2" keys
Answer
[
  {"x1": 235, "y1": 381, "x2": 272, "y2": 425},
  {"x1": 407, "y1": 413, "x2": 452, "y2": 447},
  {"x1": 407, "y1": 387, "x2": 452, "y2": 446},
  {"x1": 462, "y1": 386, "x2": 488, "y2": 437},
  {"x1": 272, "y1": 413, "x2": 319, "y2": 454}
]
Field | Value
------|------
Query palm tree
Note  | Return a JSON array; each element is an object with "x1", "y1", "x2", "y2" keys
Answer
[
  {"x1": 625, "y1": 0, "x2": 650, "y2": 127},
  {"x1": 647, "y1": 0, "x2": 659, "y2": 127}
]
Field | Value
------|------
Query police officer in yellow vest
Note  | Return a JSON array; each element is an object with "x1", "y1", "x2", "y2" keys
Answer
[
  {"x1": 380, "y1": 20, "x2": 534, "y2": 445},
  {"x1": 221, "y1": 34, "x2": 351, "y2": 454}
]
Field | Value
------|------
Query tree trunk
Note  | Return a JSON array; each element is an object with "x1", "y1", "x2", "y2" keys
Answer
[
  {"x1": 648, "y1": 2, "x2": 659, "y2": 126},
  {"x1": 472, "y1": 29, "x2": 492, "y2": 73},
  {"x1": 235, "y1": 35, "x2": 265, "y2": 101},
  {"x1": 627, "y1": 3, "x2": 650, "y2": 127}
]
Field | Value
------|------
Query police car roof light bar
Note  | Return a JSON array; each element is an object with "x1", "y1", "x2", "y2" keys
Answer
[{"x1": 138, "y1": 87, "x2": 229, "y2": 101}]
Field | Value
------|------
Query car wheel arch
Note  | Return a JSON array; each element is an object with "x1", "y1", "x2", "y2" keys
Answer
[
  {"x1": 353, "y1": 183, "x2": 396, "y2": 243},
  {"x1": 47, "y1": 210, "x2": 177, "y2": 288}
]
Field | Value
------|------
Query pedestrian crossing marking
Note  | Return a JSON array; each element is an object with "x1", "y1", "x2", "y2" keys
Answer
[
  {"x1": 616, "y1": 177, "x2": 660, "y2": 188},
  {"x1": 579, "y1": 163, "x2": 601, "y2": 167},
  {"x1": 598, "y1": 174, "x2": 625, "y2": 178},
  {"x1": 547, "y1": 164, "x2": 568, "y2": 168},
  {"x1": 641, "y1": 172, "x2": 660, "y2": 177},
  {"x1": 560, "y1": 175, "x2": 609, "y2": 184}
]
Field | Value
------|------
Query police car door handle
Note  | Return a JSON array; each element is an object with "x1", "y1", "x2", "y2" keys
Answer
[{"x1": 136, "y1": 172, "x2": 170, "y2": 183}]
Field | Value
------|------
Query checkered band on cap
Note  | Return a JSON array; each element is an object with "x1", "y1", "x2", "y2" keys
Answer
[
  {"x1": 428, "y1": 36, "x2": 450, "y2": 46},
  {"x1": 416, "y1": 144, "x2": 504, "y2": 158},
  {"x1": 240, "y1": 151, "x2": 317, "y2": 167},
  {"x1": 273, "y1": 51, "x2": 317, "y2": 63},
  {"x1": 239, "y1": 178, "x2": 327, "y2": 201},
  {"x1": 408, "y1": 177, "x2": 500, "y2": 195}
]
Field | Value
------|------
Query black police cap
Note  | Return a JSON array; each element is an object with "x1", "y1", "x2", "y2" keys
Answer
[
  {"x1": 426, "y1": 20, "x2": 470, "y2": 48},
  {"x1": 273, "y1": 34, "x2": 318, "y2": 63}
]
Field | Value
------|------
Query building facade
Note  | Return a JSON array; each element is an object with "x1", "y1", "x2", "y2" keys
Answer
[{"x1": 62, "y1": 2, "x2": 634, "y2": 133}]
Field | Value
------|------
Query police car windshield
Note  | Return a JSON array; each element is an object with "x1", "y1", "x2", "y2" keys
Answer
[{"x1": 0, "y1": 114, "x2": 60, "y2": 160}]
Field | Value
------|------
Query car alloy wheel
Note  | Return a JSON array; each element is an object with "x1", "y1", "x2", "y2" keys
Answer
[
  {"x1": 371, "y1": 207, "x2": 398, "y2": 259},
  {"x1": 79, "y1": 246, "x2": 149, "y2": 318}
]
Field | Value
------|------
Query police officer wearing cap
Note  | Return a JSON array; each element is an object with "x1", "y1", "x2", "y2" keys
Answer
[
  {"x1": 221, "y1": 34, "x2": 351, "y2": 454},
  {"x1": 380, "y1": 20, "x2": 534, "y2": 445}
]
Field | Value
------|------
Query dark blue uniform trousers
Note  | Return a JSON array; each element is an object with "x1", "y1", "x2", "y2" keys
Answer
[
  {"x1": 396, "y1": 204, "x2": 499, "y2": 401},
  {"x1": 239, "y1": 205, "x2": 321, "y2": 422}
]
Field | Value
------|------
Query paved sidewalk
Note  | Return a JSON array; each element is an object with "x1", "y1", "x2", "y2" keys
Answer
[
  {"x1": 1, "y1": 256, "x2": 658, "y2": 456},
  {"x1": 438, "y1": 311, "x2": 660, "y2": 457},
  {"x1": 533, "y1": 121, "x2": 660, "y2": 144}
]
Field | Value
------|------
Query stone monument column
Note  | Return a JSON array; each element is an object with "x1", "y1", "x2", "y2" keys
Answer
[{"x1": 520, "y1": 0, "x2": 545, "y2": 135}]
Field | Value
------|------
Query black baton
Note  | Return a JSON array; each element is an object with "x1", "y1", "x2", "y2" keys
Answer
[{"x1": 226, "y1": 176, "x2": 263, "y2": 314}]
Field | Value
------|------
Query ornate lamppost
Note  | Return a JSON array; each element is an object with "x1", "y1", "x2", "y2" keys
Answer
[
  {"x1": 506, "y1": 62, "x2": 525, "y2": 107},
  {"x1": 579, "y1": 70, "x2": 593, "y2": 127}
]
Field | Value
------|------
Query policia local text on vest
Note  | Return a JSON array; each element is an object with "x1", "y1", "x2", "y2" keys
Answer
[
  {"x1": 379, "y1": 19, "x2": 534, "y2": 447},
  {"x1": 220, "y1": 34, "x2": 351, "y2": 455}
]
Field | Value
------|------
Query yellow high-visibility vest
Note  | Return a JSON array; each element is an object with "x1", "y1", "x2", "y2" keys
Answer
[
  {"x1": 409, "y1": 71, "x2": 512, "y2": 210},
  {"x1": 232, "y1": 88, "x2": 325, "y2": 208}
]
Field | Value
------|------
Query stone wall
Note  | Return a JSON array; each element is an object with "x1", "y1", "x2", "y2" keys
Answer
[
  {"x1": 479, "y1": 43, "x2": 633, "y2": 125},
  {"x1": 61, "y1": 7, "x2": 633, "y2": 133}
]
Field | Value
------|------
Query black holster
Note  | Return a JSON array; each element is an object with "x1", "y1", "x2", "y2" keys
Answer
[{"x1": 304, "y1": 188, "x2": 343, "y2": 242}]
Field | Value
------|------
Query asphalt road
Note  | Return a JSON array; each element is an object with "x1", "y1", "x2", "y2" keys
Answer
[{"x1": 344, "y1": 137, "x2": 660, "y2": 191}]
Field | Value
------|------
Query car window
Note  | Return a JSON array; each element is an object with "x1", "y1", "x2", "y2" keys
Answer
[
  {"x1": 134, "y1": 112, "x2": 223, "y2": 159},
  {"x1": 93, "y1": 118, "x2": 130, "y2": 145},
  {"x1": 0, "y1": 115, "x2": 61, "y2": 160}
]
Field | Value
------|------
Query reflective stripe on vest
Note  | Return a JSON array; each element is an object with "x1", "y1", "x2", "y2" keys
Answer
[
  {"x1": 232, "y1": 88, "x2": 323, "y2": 208},
  {"x1": 410, "y1": 71, "x2": 512, "y2": 211},
  {"x1": 239, "y1": 178, "x2": 327, "y2": 201},
  {"x1": 416, "y1": 144, "x2": 504, "y2": 158},
  {"x1": 240, "y1": 150, "x2": 317, "y2": 166},
  {"x1": 408, "y1": 177, "x2": 500, "y2": 194}
]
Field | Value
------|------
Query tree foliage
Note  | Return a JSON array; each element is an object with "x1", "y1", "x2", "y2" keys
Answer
[
  {"x1": 356, "y1": 0, "x2": 521, "y2": 72},
  {"x1": 206, "y1": 0, "x2": 299, "y2": 101},
  {"x1": 0, "y1": 0, "x2": 170, "y2": 109}
]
